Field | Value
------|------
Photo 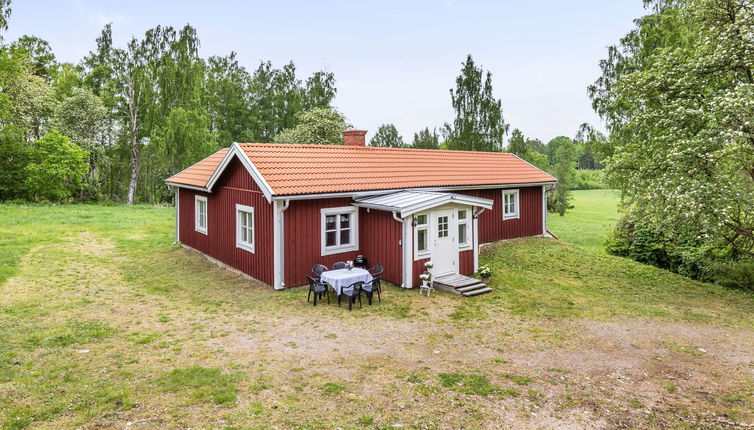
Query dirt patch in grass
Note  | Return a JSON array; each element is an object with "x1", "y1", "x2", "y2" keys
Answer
[{"x1": 0, "y1": 213, "x2": 752, "y2": 429}]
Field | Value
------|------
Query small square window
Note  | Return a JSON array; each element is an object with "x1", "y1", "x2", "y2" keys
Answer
[{"x1": 321, "y1": 207, "x2": 359, "y2": 256}]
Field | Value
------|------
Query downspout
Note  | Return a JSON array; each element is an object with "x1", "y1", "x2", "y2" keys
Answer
[
  {"x1": 472, "y1": 207, "x2": 485, "y2": 272},
  {"x1": 273, "y1": 199, "x2": 290, "y2": 290},
  {"x1": 392, "y1": 211, "x2": 410, "y2": 288}
]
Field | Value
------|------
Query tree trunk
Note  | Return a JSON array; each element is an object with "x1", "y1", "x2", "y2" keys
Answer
[{"x1": 127, "y1": 135, "x2": 140, "y2": 205}]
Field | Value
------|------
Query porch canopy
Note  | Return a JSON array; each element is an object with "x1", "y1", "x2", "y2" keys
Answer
[{"x1": 352, "y1": 190, "x2": 493, "y2": 218}]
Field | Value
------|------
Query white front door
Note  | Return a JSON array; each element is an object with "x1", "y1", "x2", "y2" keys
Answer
[{"x1": 432, "y1": 209, "x2": 457, "y2": 275}]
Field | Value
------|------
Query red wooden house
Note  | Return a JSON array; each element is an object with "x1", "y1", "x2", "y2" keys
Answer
[{"x1": 165, "y1": 130, "x2": 556, "y2": 290}]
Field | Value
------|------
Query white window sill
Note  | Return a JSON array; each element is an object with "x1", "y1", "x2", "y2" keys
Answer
[
  {"x1": 195, "y1": 227, "x2": 208, "y2": 235},
  {"x1": 236, "y1": 242, "x2": 254, "y2": 253},
  {"x1": 459, "y1": 244, "x2": 472, "y2": 251},
  {"x1": 414, "y1": 251, "x2": 431, "y2": 261},
  {"x1": 321, "y1": 244, "x2": 358, "y2": 256},
  {"x1": 503, "y1": 214, "x2": 519, "y2": 221}
]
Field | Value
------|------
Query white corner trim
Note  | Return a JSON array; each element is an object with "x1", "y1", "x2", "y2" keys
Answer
[
  {"x1": 205, "y1": 143, "x2": 275, "y2": 203},
  {"x1": 174, "y1": 189, "x2": 180, "y2": 244},
  {"x1": 235, "y1": 204, "x2": 255, "y2": 253},
  {"x1": 195, "y1": 195, "x2": 208, "y2": 234},
  {"x1": 273, "y1": 200, "x2": 286, "y2": 290},
  {"x1": 320, "y1": 206, "x2": 359, "y2": 256},
  {"x1": 542, "y1": 185, "x2": 547, "y2": 235},
  {"x1": 502, "y1": 189, "x2": 520, "y2": 220}
]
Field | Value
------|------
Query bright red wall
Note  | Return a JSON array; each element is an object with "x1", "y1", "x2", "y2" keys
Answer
[
  {"x1": 284, "y1": 200, "x2": 403, "y2": 287},
  {"x1": 358, "y1": 208, "x2": 402, "y2": 286},
  {"x1": 459, "y1": 186, "x2": 543, "y2": 244},
  {"x1": 178, "y1": 157, "x2": 274, "y2": 285}
]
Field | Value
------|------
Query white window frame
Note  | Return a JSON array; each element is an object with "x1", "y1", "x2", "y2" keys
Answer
[
  {"x1": 235, "y1": 204, "x2": 255, "y2": 253},
  {"x1": 195, "y1": 195, "x2": 208, "y2": 234},
  {"x1": 320, "y1": 206, "x2": 359, "y2": 256},
  {"x1": 457, "y1": 208, "x2": 471, "y2": 250},
  {"x1": 413, "y1": 213, "x2": 430, "y2": 260},
  {"x1": 502, "y1": 189, "x2": 520, "y2": 220}
]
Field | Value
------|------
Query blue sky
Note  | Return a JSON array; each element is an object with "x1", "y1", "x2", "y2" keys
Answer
[{"x1": 5, "y1": 1, "x2": 645, "y2": 143}]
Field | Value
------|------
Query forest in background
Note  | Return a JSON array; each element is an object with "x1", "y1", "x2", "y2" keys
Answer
[{"x1": 0, "y1": 0, "x2": 601, "y2": 209}]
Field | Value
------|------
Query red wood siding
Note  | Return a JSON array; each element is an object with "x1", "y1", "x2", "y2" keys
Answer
[
  {"x1": 358, "y1": 208, "x2": 402, "y2": 286},
  {"x1": 283, "y1": 200, "x2": 403, "y2": 287},
  {"x1": 459, "y1": 249, "x2": 474, "y2": 275},
  {"x1": 459, "y1": 186, "x2": 543, "y2": 244},
  {"x1": 178, "y1": 156, "x2": 274, "y2": 285}
]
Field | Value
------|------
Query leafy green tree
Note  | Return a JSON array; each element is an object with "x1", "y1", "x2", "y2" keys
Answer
[
  {"x1": 547, "y1": 137, "x2": 578, "y2": 215},
  {"x1": 0, "y1": 0, "x2": 10, "y2": 36},
  {"x1": 444, "y1": 55, "x2": 508, "y2": 151},
  {"x1": 6, "y1": 61, "x2": 54, "y2": 141},
  {"x1": 303, "y1": 71, "x2": 336, "y2": 110},
  {"x1": 370, "y1": 123, "x2": 404, "y2": 147},
  {"x1": 274, "y1": 107, "x2": 349, "y2": 146},
  {"x1": 24, "y1": 130, "x2": 88, "y2": 201},
  {"x1": 412, "y1": 127, "x2": 439, "y2": 149},
  {"x1": 10, "y1": 35, "x2": 56, "y2": 79},
  {"x1": 249, "y1": 61, "x2": 303, "y2": 141},
  {"x1": 592, "y1": 0, "x2": 754, "y2": 260},
  {"x1": 507, "y1": 129, "x2": 529, "y2": 158},
  {"x1": 205, "y1": 53, "x2": 252, "y2": 145},
  {"x1": 49, "y1": 87, "x2": 107, "y2": 198}
]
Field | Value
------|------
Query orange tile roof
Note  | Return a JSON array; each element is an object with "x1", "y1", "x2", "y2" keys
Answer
[
  {"x1": 165, "y1": 148, "x2": 229, "y2": 188},
  {"x1": 165, "y1": 144, "x2": 556, "y2": 195}
]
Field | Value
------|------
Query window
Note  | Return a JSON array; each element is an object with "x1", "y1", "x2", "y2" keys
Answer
[
  {"x1": 502, "y1": 189, "x2": 519, "y2": 220},
  {"x1": 321, "y1": 206, "x2": 359, "y2": 256},
  {"x1": 414, "y1": 213, "x2": 429, "y2": 258},
  {"x1": 235, "y1": 204, "x2": 254, "y2": 253},
  {"x1": 195, "y1": 195, "x2": 208, "y2": 234},
  {"x1": 437, "y1": 215, "x2": 449, "y2": 238},
  {"x1": 457, "y1": 209, "x2": 471, "y2": 248}
]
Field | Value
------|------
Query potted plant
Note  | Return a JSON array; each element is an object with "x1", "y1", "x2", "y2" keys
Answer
[
  {"x1": 345, "y1": 260, "x2": 354, "y2": 271},
  {"x1": 477, "y1": 264, "x2": 492, "y2": 282}
]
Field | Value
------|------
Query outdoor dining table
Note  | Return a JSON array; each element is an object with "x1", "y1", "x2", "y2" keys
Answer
[{"x1": 319, "y1": 268, "x2": 373, "y2": 295}]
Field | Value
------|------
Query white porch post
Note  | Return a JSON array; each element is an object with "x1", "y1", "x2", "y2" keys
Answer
[
  {"x1": 473, "y1": 209, "x2": 479, "y2": 272},
  {"x1": 402, "y1": 216, "x2": 413, "y2": 288},
  {"x1": 174, "y1": 188, "x2": 180, "y2": 244},
  {"x1": 273, "y1": 200, "x2": 285, "y2": 290}
]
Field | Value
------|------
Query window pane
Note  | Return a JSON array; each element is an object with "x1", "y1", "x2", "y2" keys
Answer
[
  {"x1": 340, "y1": 228, "x2": 350, "y2": 245},
  {"x1": 459, "y1": 223, "x2": 467, "y2": 244},
  {"x1": 340, "y1": 213, "x2": 350, "y2": 229},
  {"x1": 241, "y1": 226, "x2": 247, "y2": 242},
  {"x1": 416, "y1": 214, "x2": 427, "y2": 225},
  {"x1": 458, "y1": 210, "x2": 467, "y2": 220},
  {"x1": 438, "y1": 216, "x2": 448, "y2": 238},
  {"x1": 325, "y1": 215, "x2": 336, "y2": 231},
  {"x1": 326, "y1": 231, "x2": 337, "y2": 247},
  {"x1": 417, "y1": 229, "x2": 427, "y2": 251}
]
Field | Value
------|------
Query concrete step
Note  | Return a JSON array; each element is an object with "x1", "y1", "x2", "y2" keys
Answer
[
  {"x1": 456, "y1": 283, "x2": 487, "y2": 293},
  {"x1": 462, "y1": 287, "x2": 493, "y2": 297}
]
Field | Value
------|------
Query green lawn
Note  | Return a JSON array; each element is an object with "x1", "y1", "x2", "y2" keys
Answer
[
  {"x1": 0, "y1": 203, "x2": 752, "y2": 429},
  {"x1": 547, "y1": 189, "x2": 620, "y2": 253}
]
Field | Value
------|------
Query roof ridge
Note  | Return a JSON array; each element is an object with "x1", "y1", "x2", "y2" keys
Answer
[{"x1": 237, "y1": 142, "x2": 514, "y2": 156}]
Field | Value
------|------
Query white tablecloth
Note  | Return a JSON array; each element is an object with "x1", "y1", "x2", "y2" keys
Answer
[{"x1": 319, "y1": 268, "x2": 373, "y2": 295}]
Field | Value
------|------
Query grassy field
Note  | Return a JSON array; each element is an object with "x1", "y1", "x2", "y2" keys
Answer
[
  {"x1": 0, "y1": 203, "x2": 752, "y2": 429},
  {"x1": 547, "y1": 189, "x2": 620, "y2": 254}
]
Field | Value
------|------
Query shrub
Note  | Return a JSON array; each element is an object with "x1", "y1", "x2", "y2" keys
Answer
[
  {"x1": 711, "y1": 260, "x2": 754, "y2": 292},
  {"x1": 477, "y1": 264, "x2": 492, "y2": 278},
  {"x1": 571, "y1": 169, "x2": 608, "y2": 190}
]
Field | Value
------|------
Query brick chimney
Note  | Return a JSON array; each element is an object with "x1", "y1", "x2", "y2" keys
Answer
[{"x1": 342, "y1": 129, "x2": 367, "y2": 147}]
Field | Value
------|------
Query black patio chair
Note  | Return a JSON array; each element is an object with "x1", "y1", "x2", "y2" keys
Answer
[
  {"x1": 311, "y1": 264, "x2": 328, "y2": 281},
  {"x1": 333, "y1": 261, "x2": 347, "y2": 270},
  {"x1": 369, "y1": 264, "x2": 383, "y2": 277},
  {"x1": 362, "y1": 276, "x2": 382, "y2": 305},
  {"x1": 307, "y1": 275, "x2": 330, "y2": 306},
  {"x1": 338, "y1": 281, "x2": 364, "y2": 311}
]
